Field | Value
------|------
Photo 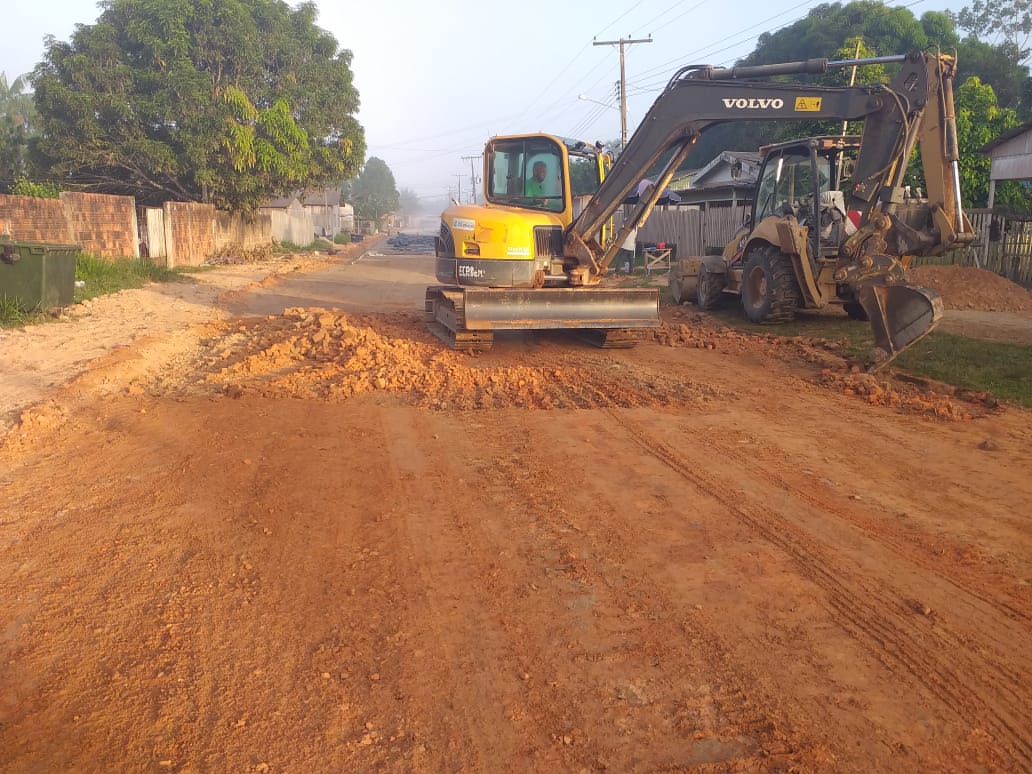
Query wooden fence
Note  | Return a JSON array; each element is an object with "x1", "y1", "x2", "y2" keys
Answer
[
  {"x1": 635, "y1": 203, "x2": 749, "y2": 257},
  {"x1": 911, "y1": 209, "x2": 1032, "y2": 286},
  {"x1": 634, "y1": 204, "x2": 1032, "y2": 287}
]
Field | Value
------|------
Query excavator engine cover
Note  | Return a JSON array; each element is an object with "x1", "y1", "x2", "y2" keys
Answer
[{"x1": 859, "y1": 281, "x2": 943, "y2": 369}]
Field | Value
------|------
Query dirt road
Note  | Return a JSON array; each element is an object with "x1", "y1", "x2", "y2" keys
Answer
[{"x1": 2, "y1": 249, "x2": 1031, "y2": 772}]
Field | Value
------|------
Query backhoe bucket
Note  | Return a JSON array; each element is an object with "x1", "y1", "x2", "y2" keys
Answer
[{"x1": 859, "y1": 281, "x2": 943, "y2": 370}]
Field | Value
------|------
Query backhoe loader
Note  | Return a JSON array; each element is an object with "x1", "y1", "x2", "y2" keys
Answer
[{"x1": 429, "y1": 50, "x2": 973, "y2": 367}]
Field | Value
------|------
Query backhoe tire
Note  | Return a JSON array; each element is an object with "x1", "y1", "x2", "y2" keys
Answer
[
  {"x1": 696, "y1": 263, "x2": 725, "y2": 310},
  {"x1": 740, "y1": 247, "x2": 801, "y2": 324},
  {"x1": 843, "y1": 299, "x2": 869, "y2": 321}
]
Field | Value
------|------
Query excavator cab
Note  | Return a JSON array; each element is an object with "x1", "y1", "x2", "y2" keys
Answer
[{"x1": 427, "y1": 135, "x2": 657, "y2": 350}]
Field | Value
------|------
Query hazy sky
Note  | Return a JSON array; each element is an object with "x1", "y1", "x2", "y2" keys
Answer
[{"x1": 4, "y1": 0, "x2": 970, "y2": 204}]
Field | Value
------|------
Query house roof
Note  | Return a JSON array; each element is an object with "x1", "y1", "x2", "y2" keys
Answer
[
  {"x1": 671, "y1": 150, "x2": 761, "y2": 191},
  {"x1": 261, "y1": 187, "x2": 342, "y2": 209},
  {"x1": 980, "y1": 122, "x2": 1032, "y2": 155}
]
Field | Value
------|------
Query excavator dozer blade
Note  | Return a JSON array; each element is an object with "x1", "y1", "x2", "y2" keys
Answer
[
  {"x1": 859, "y1": 281, "x2": 943, "y2": 370},
  {"x1": 426, "y1": 285, "x2": 660, "y2": 351}
]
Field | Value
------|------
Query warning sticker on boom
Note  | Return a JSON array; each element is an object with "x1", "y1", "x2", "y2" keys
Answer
[{"x1": 794, "y1": 97, "x2": 823, "y2": 112}]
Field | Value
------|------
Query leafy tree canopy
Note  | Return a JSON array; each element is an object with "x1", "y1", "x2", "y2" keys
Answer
[
  {"x1": 31, "y1": 0, "x2": 365, "y2": 212},
  {"x1": 953, "y1": 0, "x2": 1032, "y2": 58},
  {"x1": 349, "y1": 157, "x2": 399, "y2": 225},
  {"x1": 685, "y1": 1, "x2": 1031, "y2": 168},
  {"x1": 0, "y1": 72, "x2": 37, "y2": 189},
  {"x1": 397, "y1": 187, "x2": 421, "y2": 213},
  {"x1": 953, "y1": 77, "x2": 1027, "y2": 209}
]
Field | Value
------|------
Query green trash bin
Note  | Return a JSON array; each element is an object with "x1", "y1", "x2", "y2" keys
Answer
[{"x1": 0, "y1": 238, "x2": 80, "y2": 310}]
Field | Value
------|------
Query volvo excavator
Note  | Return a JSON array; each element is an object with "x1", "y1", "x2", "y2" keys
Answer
[{"x1": 428, "y1": 49, "x2": 973, "y2": 366}]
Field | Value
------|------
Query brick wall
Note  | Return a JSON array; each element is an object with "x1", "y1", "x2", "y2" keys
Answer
[
  {"x1": 1, "y1": 192, "x2": 277, "y2": 265},
  {"x1": 164, "y1": 201, "x2": 214, "y2": 267},
  {"x1": 60, "y1": 192, "x2": 139, "y2": 258},
  {"x1": 0, "y1": 194, "x2": 73, "y2": 244}
]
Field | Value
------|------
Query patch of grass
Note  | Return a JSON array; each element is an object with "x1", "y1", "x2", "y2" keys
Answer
[
  {"x1": 894, "y1": 334, "x2": 1032, "y2": 408},
  {"x1": 697, "y1": 299, "x2": 1032, "y2": 407},
  {"x1": 75, "y1": 254, "x2": 183, "y2": 303},
  {"x1": 619, "y1": 271, "x2": 665, "y2": 288},
  {"x1": 705, "y1": 302, "x2": 873, "y2": 358},
  {"x1": 0, "y1": 295, "x2": 44, "y2": 327},
  {"x1": 277, "y1": 240, "x2": 324, "y2": 253}
]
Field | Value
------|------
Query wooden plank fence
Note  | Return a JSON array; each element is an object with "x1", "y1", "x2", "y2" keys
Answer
[
  {"x1": 634, "y1": 203, "x2": 749, "y2": 259},
  {"x1": 633, "y1": 204, "x2": 1032, "y2": 287},
  {"x1": 911, "y1": 209, "x2": 1032, "y2": 287}
]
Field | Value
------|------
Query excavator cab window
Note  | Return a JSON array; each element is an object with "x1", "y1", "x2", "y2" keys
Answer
[{"x1": 486, "y1": 137, "x2": 565, "y2": 212}]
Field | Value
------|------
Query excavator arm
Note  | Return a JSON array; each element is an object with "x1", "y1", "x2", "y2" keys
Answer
[
  {"x1": 566, "y1": 50, "x2": 972, "y2": 363},
  {"x1": 569, "y1": 50, "x2": 970, "y2": 278}
]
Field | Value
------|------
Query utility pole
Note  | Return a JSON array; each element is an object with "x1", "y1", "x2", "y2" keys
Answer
[
  {"x1": 461, "y1": 154, "x2": 482, "y2": 204},
  {"x1": 593, "y1": 35, "x2": 652, "y2": 149},
  {"x1": 840, "y1": 38, "x2": 863, "y2": 137},
  {"x1": 451, "y1": 174, "x2": 464, "y2": 204}
]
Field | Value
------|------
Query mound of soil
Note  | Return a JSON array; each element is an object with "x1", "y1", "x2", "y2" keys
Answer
[{"x1": 907, "y1": 265, "x2": 1032, "y2": 312}]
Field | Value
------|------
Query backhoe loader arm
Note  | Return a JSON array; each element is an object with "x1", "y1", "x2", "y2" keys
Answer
[{"x1": 566, "y1": 50, "x2": 970, "y2": 279}]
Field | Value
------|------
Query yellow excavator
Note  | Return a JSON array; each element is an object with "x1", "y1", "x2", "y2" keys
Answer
[{"x1": 428, "y1": 50, "x2": 973, "y2": 366}]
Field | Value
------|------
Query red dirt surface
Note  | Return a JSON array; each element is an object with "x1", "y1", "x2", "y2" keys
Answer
[
  {"x1": 1, "y1": 251, "x2": 1030, "y2": 772},
  {"x1": 908, "y1": 264, "x2": 1032, "y2": 312}
]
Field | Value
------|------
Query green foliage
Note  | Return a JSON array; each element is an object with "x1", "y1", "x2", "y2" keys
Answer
[
  {"x1": 350, "y1": 157, "x2": 399, "y2": 225},
  {"x1": 0, "y1": 295, "x2": 40, "y2": 327},
  {"x1": 0, "y1": 72, "x2": 37, "y2": 187},
  {"x1": 685, "y1": 2, "x2": 1030, "y2": 166},
  {"x1": 74, "y1": 254, "x2": 182, "y2": 302},
  {"x1": 11, "y1": 176, "x2": 60, "y2": 198},
  {"x1": 953, "y1": 0, "x2": 1032, "y2": 56},
  {"x1": 332, "y1": 232, "x2": 352, "y2": 244},
  {"x1": 31, "y1": 0, "x2": 365, "y2": 213},
  {"x1": 277, "y1": 240, "x2": 324, "y2": 252},
  {"x1": 954, "y1": 77, "x2": 1029, "y2": 209},
  {"x1": 398, "y1": 187, "x2": 422, "y2": 213},
  {"x1": 894, "y1": 332, "x2": 1032, "y2": 408},
  {"x1": 708, "y1": 306, "x2": 1032, "y2": 407}
]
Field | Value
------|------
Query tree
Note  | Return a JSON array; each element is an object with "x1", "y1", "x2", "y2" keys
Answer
[
  {"x1": 954, "y1": 0, "x2": 1032, "y2": 58},
  {"x1": 953, "y1": 77, "x2": 1028, "y2": 210},
  {"x1": 30, "y1": 0, "x2": 365, "y2": 212},
  {"x1": 0, "y1": 72, "x2": 37, "y2": 189},
  {"x1": 398, "y1": 187, "x2": 421, "y2": 213},
  {"x1": 350, "y1": 157, "x2": 399, "y2": 226},
  {"x1": 683, "y1": 2, "x2": 1031, "y2": 165}
]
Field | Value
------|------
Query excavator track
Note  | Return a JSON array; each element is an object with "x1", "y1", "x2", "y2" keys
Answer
[
  {"x1": 425, "y1": 286, "x2": 494, "y2": 352},
  {"x1": 573, "y1": 329, "x2": 640, "y2": 348}
]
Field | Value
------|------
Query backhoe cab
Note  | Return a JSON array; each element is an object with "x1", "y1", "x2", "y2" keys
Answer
[{"x1": 673, "y1": 135, "x2": 874, "y2": 322}]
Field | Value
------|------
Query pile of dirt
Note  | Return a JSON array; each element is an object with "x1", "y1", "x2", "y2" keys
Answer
[
  {"x1": 907, "y1": 265, "x2": 1032, "y2": 312},
  {"x1": 173, "y1": 305, "x2": 996, "y2": 422},
  {"x1": 187, "y1": 308, "x2": 727, "y2": 410},
  {"x1": 816, "y1": 368, "x2": 973, "y2": 420}
]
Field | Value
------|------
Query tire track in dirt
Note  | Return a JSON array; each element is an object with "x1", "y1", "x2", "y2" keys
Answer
[
  {"x1": 377, "y1": 409, "x2": 802, "y2": 770},
  {"x1": 443, "y1": 413, "x2": 802, "y2": 770},
  {"x1": 374, "y1": 409, "x2": 547, "y2": 770},
  {"x1": 699, "y1": 426, "x2": 1032, "y2": 627},
  {"x1": 608, "y1": 410, "x2": 1032, "y2": 770}
]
